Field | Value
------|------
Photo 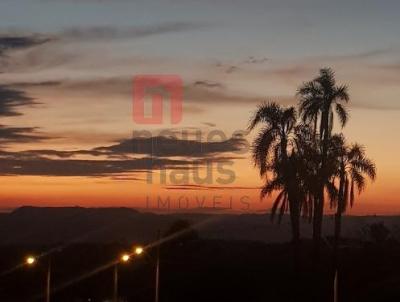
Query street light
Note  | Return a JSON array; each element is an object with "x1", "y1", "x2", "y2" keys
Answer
[
  {"x1": 134, "y1": 246, "x2": 144, "y2": 255},
  {"x1": 26, "y1": 256, "x2": 36, "y2": 266},
  {"x1": 121, "y1": 254, "x2": 130, "y2": 263},
  {"x1": 113, "y1": 253, "x2": 131, "y2": 302},
  {"x1": 113, "y1": 250, "x2": 144, "y2": 302},
  {"x1": 25, "y1": 256, "x2": 52, "y2": 302}
]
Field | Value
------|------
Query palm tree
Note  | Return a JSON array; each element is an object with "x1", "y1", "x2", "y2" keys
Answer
[
  {"x1": 297, "y1": 68, "x2": 350, "y2": 258},
  {"x1": 248, "y1": 102, "x2": 302, "y2": 266},
  {"x1": 298, "y1": 68, "x2": 349, "y2": 143},
  {"x1": 331, "y1": 138, "x2": 376, "y2": 267}
]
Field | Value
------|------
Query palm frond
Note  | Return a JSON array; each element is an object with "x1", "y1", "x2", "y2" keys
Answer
[
  {"x1": 351, "y1": 170, "x2": 366, "y2": 193},
  {"x1": 270, "y1": 190, "x2": 286, "y2": 222},
  {"x1": 350, "y1": 179, "x2": 355, "y2": 208},
  {"x1": 334, "y1": 85, "x2": 350, "y2": 102},
  {"x1": 326, "y1": 180, "x2": 338, "y2": 208},
  {"x1": 252, "y1": 127, "x2": 276, "y2": 176},
  {"x1": 278, "y1": 194, "x2": 288, "y2": 224},
  {"x1": 248, "y1": 102, "x2": 281, "y2": 131},
  {"x1": 335, "y1": 103, "x2": 349, "y2": 128},
  {"x1": 343, "y1": 177, "x2": 349, "y2": 212}
]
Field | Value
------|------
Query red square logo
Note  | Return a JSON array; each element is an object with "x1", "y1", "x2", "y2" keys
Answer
[{"x1": 132, "y1": 75, "x2": 183, "y2": 124}]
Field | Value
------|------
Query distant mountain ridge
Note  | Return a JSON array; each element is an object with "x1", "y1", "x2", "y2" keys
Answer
[{"x1": 0, "y1": 206, "x2": 399, "y2": 245}]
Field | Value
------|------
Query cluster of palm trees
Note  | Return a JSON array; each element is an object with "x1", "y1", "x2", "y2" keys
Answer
[{"x1": 248, "y1": 68, "x2": 377, "y2": 268}]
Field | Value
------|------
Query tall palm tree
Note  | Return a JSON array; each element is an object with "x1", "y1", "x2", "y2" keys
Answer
[
  {"x1": 331, "y1": 138, "x2": 376, "y2": 267},
  {"x1": 298, "y1": 68, "x2": 349, "y2": 143},
  {"x1": 297, "y1": 68, "x2": 350, "y2": 258},
  {"x1": 293, "y1": 124, "x2": 333, "y2": 223},
  {"x1": 248, "y1": 102, "x2": 302, "y2": 266}
]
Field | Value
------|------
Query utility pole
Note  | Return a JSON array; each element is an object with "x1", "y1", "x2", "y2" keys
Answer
[
  {"x1": 46, "y1": 257, "x2": 51, "y2": 302},
  {"x1": 334, "y1": 270, "x2": 338, "y2": 302},
  {"x1": 155, "y1": 230, "x2": 161, "y2": 302},
  {"x1": 113, "y1": 264, "x2": 118, "y2": 302}
]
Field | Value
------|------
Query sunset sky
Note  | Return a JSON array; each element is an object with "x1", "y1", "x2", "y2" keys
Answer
[{"x1": 0, "y1": 0, "x2": 399, "y2": 214}]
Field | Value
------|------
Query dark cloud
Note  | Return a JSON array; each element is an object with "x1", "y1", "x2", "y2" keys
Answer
[
  {"x1": 3, "y1": 74, "x2": 297, "y2": 113},
  {"x1": 193, "y1": 80, "x2": 224, "y2": 89},
  {"x1": 0, "y1": 23, "x2": 204, "y2": 72},
  {"x1": 0, "y1": 22, "x2": 202, "y2": 50},
  {"x1": 95, "y1": 134, "x2": 248, "y2": 158},
  {"x1": 0, "y1": 125, "x2": 48, "y2": 144},
  {"x1": 0, "y1": 86, "x2": 50, "y2": 144},
  {"x1": 0, "y1": 85, "x2": 37, "y2": 116},
  {"x1": 0, "y1": 155, "x2": 197, "y2": 177},
  {"x1": 0, "y1": 152, "x2": 241, "y2": 177},
  {"x1": 6, "y1": 77, "x2": 265, "y2": 108},
  {"x1": 60, "y1": 22, "x2": 205, "y2": 41},
  {"x1": 165, "y1": 184, "x2": 261, "y2": 190},
  {"x1": 17, "y1": 134, "x2": 248, "y2": 159},
  {"x1": 0, "y1": 35, "x2": 51, "y2": 56},
  {"x1": 11, "y1": 81, "x2": 62, "y2": 88},
  {"x1": 0, "y1": 133, "x2": 247, "y2": 177}
]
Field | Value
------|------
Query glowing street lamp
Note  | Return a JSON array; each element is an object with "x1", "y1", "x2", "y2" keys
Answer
[
  {"x1": 25, "y1": 256, "x2": 36, "y2": 266},
  {"x1": 121, "y1": 254, "x2": 130, "y2": 263},
  {"x1": 113, "y1": 253, "x2": 131, "y2": 302},
  {"x1": 134, "y1": 246, "x2": 144, "y2": 255},
  {"x1": 25, "y1": 256, "x2": 52, "y2": 302}
]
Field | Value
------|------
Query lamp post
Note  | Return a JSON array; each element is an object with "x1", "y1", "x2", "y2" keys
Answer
[
  {"x1": 25, "y1": 256, "x2": 51, "y2": 302},
  {"x1": 113, "y1": 253, "x2": 130, "y2": 302},
  {"x1": 155, "y1": 231, "x2": 160, "y2": 302},
  {"x1": 46, "y1": 258, "x2": 51, "y2": 302},
  {"x1": 113, "y1": 247, "x2": 144, "y2": 302}
]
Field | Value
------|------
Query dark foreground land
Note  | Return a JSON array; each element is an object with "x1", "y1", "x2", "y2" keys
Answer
[
  {"x1": 1, "y1": 238, "x2": 400, "y2": 302},
  {"x1": 1, "y1": 207, "x2": 400, "y2": 301}
]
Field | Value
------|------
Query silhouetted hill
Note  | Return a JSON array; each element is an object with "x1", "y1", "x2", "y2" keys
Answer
[
  {"x1": 0, "y1": 206, "x2": 167, "y2": 245},
  {"x1": 0, "y1": 207, "x2": 399, "y2": 245}
]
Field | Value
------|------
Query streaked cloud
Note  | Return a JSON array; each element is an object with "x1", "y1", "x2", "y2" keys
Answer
[
  {"x1": 17, "y1": 133, "x2": 247, "y2": 159},
  {"x1": 60, "y1": 22, "x2": 206, "y2": 41},
  {"x1": 165, "y1": 184, "x2": 261, "y2": 190},
  {"x1": 0, "y1": 133, "x2": 246, "y2": 176},
  {"x1": 0, "y1": 125, "x2": 48, "y2": 144},
  {"x1": 0, "y1": 35, "x2": 51, "y2": 56},
  {"x1": 0, "y1": 85, "x2": 37, "y2": 116},
  {"x1": 0, "y1": 86, "x2": 49, "y2": 144},
  {"x1": 0, "y1": 154, "x2": 190, "y2": 177}
]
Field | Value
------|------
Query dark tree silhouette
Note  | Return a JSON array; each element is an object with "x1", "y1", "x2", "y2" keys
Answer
[
  {"x1": 248, "y1": 102, "x2": 303, "y2": 267},
  {"x1": 297, "y1": 68, "x2": 350, "y2": 259},
  {"x1": 249, "y1": 69, "x2": 376, "y2": 280},
  {"x1": 332, "y1": 139, "x2": 376, "y2": 264}
]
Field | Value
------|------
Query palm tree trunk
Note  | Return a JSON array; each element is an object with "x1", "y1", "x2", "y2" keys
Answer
[
  {"x1": 313, "y1": 111, "x2": 330, "y2": 264},
  {"x1": 288, "y1": 197, "x2": 301, "y2": 271},
  {"x1": 333, "y1": 209, "x2": 342, "y2": 270},
  {"x1": 332, "y1": 206, "x2": 342, "y2": 302},
  {"x1": 334, "y1": 175, "x2": 345, "y2": 271},
  {"x1": 313, "y1": 116, "x2": 318, "y2": 139},
  {"x1": 313, "y1": 188, "x2": 324, "y2": 263}
]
